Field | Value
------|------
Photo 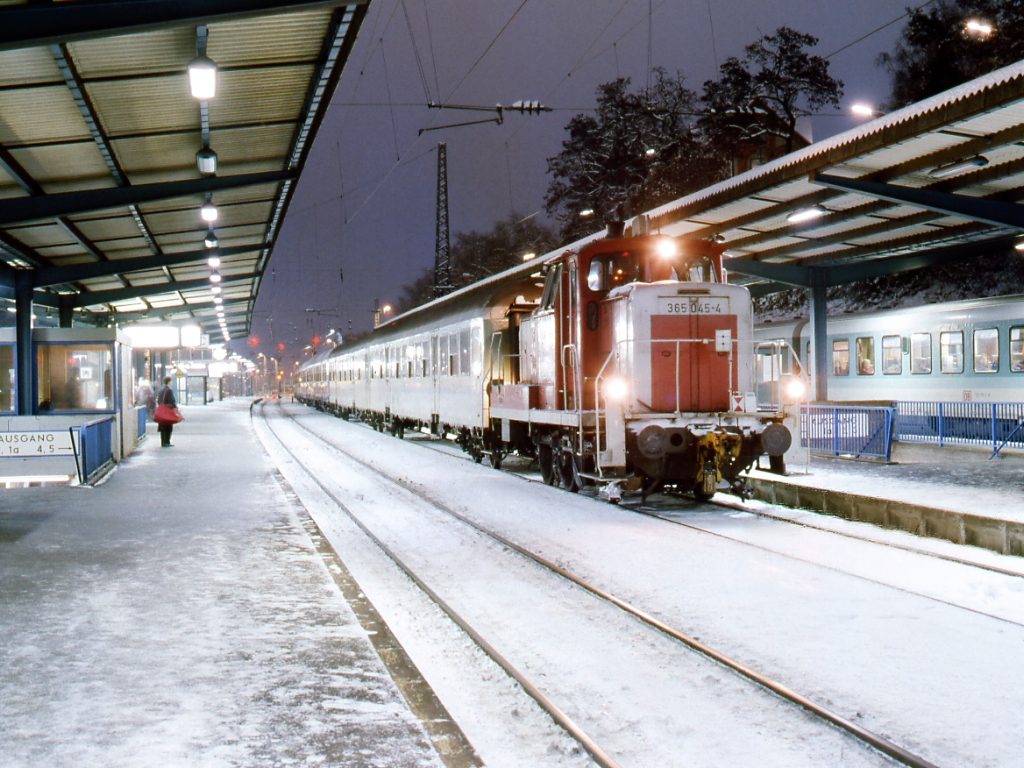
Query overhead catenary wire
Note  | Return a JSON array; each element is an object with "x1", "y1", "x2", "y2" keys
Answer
[
  {"x1": 824, "y1": 0, "x2": 938, "y2": 59},
  {"x1": 401, "y1": 0, "x2": 433, "y2": 103}
]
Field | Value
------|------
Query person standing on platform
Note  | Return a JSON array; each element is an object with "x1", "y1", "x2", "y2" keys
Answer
[{"x1": 154, "y1": 376, "x2": 180, "y2": 447}]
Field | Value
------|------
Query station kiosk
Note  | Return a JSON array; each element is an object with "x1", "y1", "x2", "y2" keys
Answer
[{"x1": 0, "y1": 327, "x2": 142, "y2": 485}]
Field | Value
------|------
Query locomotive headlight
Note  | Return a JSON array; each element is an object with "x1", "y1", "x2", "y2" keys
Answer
[
  {"x1": 785, "y1": 379, "x2": 807, "y2": 400},
  {"x1": 605, "y1": 377, "x2": 628, "y2": 401},
  {"x1": 656, "y1": 239, "x2": 677, "y2": 259}
]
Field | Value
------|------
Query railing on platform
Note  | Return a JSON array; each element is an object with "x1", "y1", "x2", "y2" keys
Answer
[
  {"x1": 894, "y1": 401, "x2": 1024, "y2": 458},
  {"x1": 74, "y1": 415, "x2": 114, "y2": 482},
  {"x1": 136, "y1": 406, "x2": 147, "y2": 439},
  {"x1": 800, "y1": 405, "x2": 895, "y2": 461}
]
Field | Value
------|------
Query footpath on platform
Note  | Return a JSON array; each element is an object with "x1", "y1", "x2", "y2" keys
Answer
[
  {"x1": 744, "y1": 447, "x2": 1024, "y2": 557},
  {"x1": 0, "y1": 398, "x2": 453, "y2": 768}
]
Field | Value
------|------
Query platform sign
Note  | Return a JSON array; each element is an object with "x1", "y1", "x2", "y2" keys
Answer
[{"x1": 0, "y1": 430, "x2": 76, "y2": 458}]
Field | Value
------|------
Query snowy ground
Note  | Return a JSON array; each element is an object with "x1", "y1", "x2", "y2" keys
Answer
[
  {"x1": 260, "y1": 401, "x2": 1024, "y2": 768},
  {"x1": 0, "y1": 402, "x2": 442, "y2": 768}
]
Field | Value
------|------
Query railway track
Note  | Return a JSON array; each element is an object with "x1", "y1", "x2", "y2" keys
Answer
[
  {"x1": 399, "y1": 424, "x2": 1024, "y2": 587},
  {"x1": 262, "y1": 399, "x2": 941, "y2": 768}
]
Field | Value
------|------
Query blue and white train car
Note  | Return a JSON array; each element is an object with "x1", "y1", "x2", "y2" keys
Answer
[{"x1": 756, "y1": 294, "x2": 1024, "y2": 402}]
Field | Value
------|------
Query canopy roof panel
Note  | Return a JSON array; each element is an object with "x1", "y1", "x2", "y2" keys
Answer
[{"x1": 0, "y1": 0, "x2": 368, "y2": 340}]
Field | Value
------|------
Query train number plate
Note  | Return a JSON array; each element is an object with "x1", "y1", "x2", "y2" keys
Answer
[{"x1": 658, "y1": 297, "x2": 728, "y2": 315}]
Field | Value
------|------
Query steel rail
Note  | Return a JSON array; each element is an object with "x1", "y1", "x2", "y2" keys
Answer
[
  {"x1": 256, "y1": 400, "x2": 623, "y2": 768},
  {"x1": 277, "y1": 402, "x2": 941, "y2": 768},
  {"x1": 406, "y1": 430, "x2": 1024, "y2": 583}
]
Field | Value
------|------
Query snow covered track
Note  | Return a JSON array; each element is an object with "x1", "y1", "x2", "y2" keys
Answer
[{"x1": 253, "y1": 400, "x2": 961, "y2": 768}]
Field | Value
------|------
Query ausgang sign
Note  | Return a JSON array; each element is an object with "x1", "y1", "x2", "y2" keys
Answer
[{"x1": 0, "y1": 431, "x2": 76, "y2": 457}]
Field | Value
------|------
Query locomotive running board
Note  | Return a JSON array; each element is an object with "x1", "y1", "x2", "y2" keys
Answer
[{"x1": 489, "y1": 406, "x2": 597, "y2": 428}]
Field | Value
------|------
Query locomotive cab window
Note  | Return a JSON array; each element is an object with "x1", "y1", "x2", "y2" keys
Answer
[
  {"x1": 973, "y1": 328, "x2": 999, "y2": 373},
  {"x1": 855, "y1": 337, "x2": 874, "y2": 375},
  {"x1": 1011, "y1": 327, "x2": 1024, "y2": 372},
  {"x1": 911, "y1": 333, "x2": 932, "y2": 374},
  {"x1": 940, "y1": 331, "x2": 964, "y2": 373},
  {"x1": 832, "y1": 339, "x2": 849, "y2": 376},
  {"x1": 882, "y1": 335, "x2": 902, "y2": 375},
  {"x1": 586, "y1": 252, "x2": 639, "y2": 292}
]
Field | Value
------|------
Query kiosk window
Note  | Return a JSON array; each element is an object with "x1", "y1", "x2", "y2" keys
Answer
[
  {"x1": 973, "y1": 328, "x2": 999, "y2": 373},
  {"x1": 832, "y1": 340, "x2": 849, "y2": 376},
  {"x1": 0, "y1": 344, "x2": 12, "y2": 412},
  {"x1": 37, "y1": 343, "x2": 114, "y2": 411},
  {"x1": 911, "y1": 333, "x2": 932, "y2": 374},
  {"x1": 882, "y1": 335, "x2": 902, "y2": 374},
  {"x1": 940, "y1": 331, "x2": 964, "y2": 373},
  {"x1": 856, "y1": 337, "x2": 875, "y2": 375},
  {"x1": 1011, "y1": 327, "x2": 1024, "y2": 372}
]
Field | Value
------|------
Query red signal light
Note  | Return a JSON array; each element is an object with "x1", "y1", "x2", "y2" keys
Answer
[
  {"x1": 311, "y1": 336, "x2": 320, "y2": 345},
  {"x1": 277, "y1": 343, "x2": 284, "y2": 351},
  {"x1": 249, "y1": 336, "x2": 258, "y2": 346}
]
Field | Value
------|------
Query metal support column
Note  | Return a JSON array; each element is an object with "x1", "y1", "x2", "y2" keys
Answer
[
  {"x1": 808, "y1": 272, "x2": 828, "y2": 403},
  {"x1": 15, "y1": 272, "x2": 33, "y2": 415},
  {"x1": 58, "y1": 293, "x2": 74, "y2": 327}
]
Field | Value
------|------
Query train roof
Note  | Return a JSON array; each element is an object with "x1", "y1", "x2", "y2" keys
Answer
[{"x1": 758, "y1": 293, "x2": 1024, "y2": 330}]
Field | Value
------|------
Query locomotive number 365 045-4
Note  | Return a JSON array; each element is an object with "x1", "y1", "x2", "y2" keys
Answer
[{"x1": 658, "y1": 298, "x2": 727, "y2": 315}]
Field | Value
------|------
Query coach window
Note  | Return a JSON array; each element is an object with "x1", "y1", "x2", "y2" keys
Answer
[
  {"x1": 855, "y1": 337, "x2": 874, "y2": 375},
  {"x1": 1011, "y1": 327, "x2": 1024, "y2": 372},
  {"x1": 449, "y1": 333, "x2": 459, "y2": 375},
  {"x1": 832, "y1": 339, "x2": 849, "y2": 376},
  {"x1": 940, "y1": 331, "x2": 964, "y2": 373},
  {"x1": 911, "y1": 333, "x2": 932, "y2": 374},
  {"x1": 973, "y1": 328, "x2": 999, "y2": 373},
  {"x1": 459, "y1": 330, "x2": 471, "y2": 376},
  {"x1": 439, "y1": 336, "x2": 450, "y2": 376},
  {"x1": 882, "y1": 335, "x2": 902, "y2": 375}
]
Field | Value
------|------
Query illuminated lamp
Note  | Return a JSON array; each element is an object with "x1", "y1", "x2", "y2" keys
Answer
[
  {"x1": 605, "y1": 378, "x2": 628, "y2": 401},
  {"x1": 180, "y1": 325, "x2": 202, "y2": 348},
  {"x1": 656, "y1": 239, "x2": 677, "y2": 258},
  {"x1": 787, "y1": 206, "x2": 826, "y2": 224},
  {"x1": 188, "y1": 55, "x2": 217, "y2": 99},
  {"x1": 200, "y1": 202, "x2": 218, "y2": 222},
  {"x1": 196, "y1": 147, "x2": 217, "y2": 174},
  {"x1": 214, "y1": 296, "x2": 223, "y2": 304},
  {"x1": 579, "y1": 209, "x2": 595, "y2": 218},
  {"x1": 211, "y1": 285, "x2": 222, "y2": 294},
  {"x1": 205, "y1": 232, "x2": 219, "y2": 249},
  {"x1": 209, "y1": 273, "x2": 222, "y2": 283}
]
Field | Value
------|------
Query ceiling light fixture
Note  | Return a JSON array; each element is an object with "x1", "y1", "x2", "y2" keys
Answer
[
  {"x1": 787, "y1": 206, "x2": 827, "y2": 224},
  {"x1": 929, "y1": 155, "x2": 989, "y2": 178},
  {"x1": 188, "y1": 55, "x2": 217, "y2": 99},
  {"x1": 204, "y1": 232, "x2": 219, "y2": 249},
  {"x1": 196, "y1": 147, "x2": 217, "y2": 174},
  {"x1": 200, "y1": 202, "x2": 218, "y2": 222},
  {"x1": 211, "y1": 285, "x2": 222, "y2": 294},
  {"x1": 209, "y1": 273, "x2": 222, "y2": 283}
]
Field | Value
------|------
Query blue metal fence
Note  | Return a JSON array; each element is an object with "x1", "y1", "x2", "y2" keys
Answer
[
  {"x1": 894, "y1": 401, "x2": 1024, "y2": 457},
  {"x1": 800, "y1": 405, "x2": 895, "y2": 461},
  {"x1": 136, "y1": 406, "x2": 147, "y2": 439},
  {"x1": 76, "y1": 415, "x2": 114, "y2": 482}
]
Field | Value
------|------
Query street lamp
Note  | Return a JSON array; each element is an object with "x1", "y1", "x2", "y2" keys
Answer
[
  {"x1": 850, "y1": 103, "x2": 883, "y2": 118},
  {"x1": 965, "y1": 19, "x2": 993, "y2": 38}
]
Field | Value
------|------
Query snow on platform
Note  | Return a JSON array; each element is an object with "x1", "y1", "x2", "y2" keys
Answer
[
  {"x1": 750, "y1": 453, "x2": 1024, "y2": 524},
  {"x1": 0, "y1": 399, "x2": 442, "y2": 768}
]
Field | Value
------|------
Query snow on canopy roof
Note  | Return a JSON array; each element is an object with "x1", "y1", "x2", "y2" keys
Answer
[{"x1": 381, "y1": 58, "x2": 1024, "y2": 327}]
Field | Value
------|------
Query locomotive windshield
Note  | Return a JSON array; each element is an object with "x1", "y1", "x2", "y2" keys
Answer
[
  {"x1": 587, "y1": 251, "x2": 641, "y2": 291},
  {"x1": 586, "y1": 245, "x2": 715, "y2": 292}
]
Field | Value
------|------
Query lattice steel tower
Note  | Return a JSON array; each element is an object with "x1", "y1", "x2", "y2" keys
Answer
[{"x1": 433, "y1": 142, "x2": 452, "y2": 298}]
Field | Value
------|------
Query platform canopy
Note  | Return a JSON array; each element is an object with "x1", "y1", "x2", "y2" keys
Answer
[
  {"x1": 0, "y1": 0, "x2": 368, "y2": 341},
  {"x1": 637, "y1": 59, "x2": 1024, "y2": 295}
]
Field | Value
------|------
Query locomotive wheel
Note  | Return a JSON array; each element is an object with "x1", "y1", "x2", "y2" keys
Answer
[
  {"x1": 558, "y1": 452, "x2": 581, "y2": 493},
  {"x1": 538, "y1": 444, "x2": 557, "y2": 485},
  {"x1": 488, "y1": 451, "x2": 504, "y2": 470}
]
